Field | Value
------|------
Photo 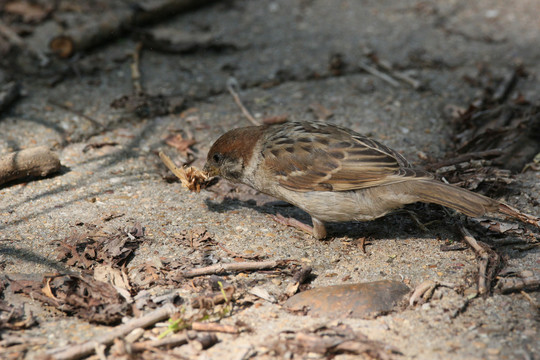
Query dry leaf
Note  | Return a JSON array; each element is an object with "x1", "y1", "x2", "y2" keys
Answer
[{"x1": 164, "y1": 133, "x2": 196, "y2": 155}]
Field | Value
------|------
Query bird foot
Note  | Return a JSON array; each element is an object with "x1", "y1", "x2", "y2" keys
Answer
[{"x1": 271, "y1": 214, "x2": 327, "y2": 239}]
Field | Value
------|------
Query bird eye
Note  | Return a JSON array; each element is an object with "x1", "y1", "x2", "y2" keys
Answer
[{"x1": 212, "y1": 153, "x2": 223, "y2": 164}]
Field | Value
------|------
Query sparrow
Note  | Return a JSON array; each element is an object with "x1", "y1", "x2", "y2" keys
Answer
[{"x1": 203, "y1": 121, "x2": 521, "y2": 239}]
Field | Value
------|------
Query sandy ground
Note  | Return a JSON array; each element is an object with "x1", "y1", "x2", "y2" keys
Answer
[{"x1": 1, "y1": 1, "x2": 539, "y2": 359}]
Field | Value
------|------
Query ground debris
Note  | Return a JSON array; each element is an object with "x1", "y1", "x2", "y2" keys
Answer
[
  {"x1": 111, "y1": 92, "x2": 185, "y2": 118},
  {"x1": 175, "y1": 226, "x2": 215, "y2": 250},
  {"x1": 191, "y1": 283, "x2": 235, "y2": 309},
  {"x1": 159, "y1": 151, "x2": 212, "y2": 192},
  {"x1": 273, "y1": 323, "x2": 401, "y2": 359},
  {"x1": 47, "y1": 304, "x2": 177, "y2": 360},
  {"x1": 182, "y1": 260, "x2": 289, "y2": 279},
  {"x1": 0, "y1": 278, "x2": 37, "y2": 331},
  {"x1": 441, "y1": 65, "x2": 540, "y2": 172},
  {"x1": 55, "y1": 222, "x2": 145, "y2": 269},
  {"x1": 9, "y1": 273, "x2": 130, "y2": 325},
  {"x1": 425, "y1": 65, "x2": 540, "y2": 198},
  {"x1": 284, "y1": 266, "x2": 313, "y2": 297},
  {"x1": 4, "y1": 1, "x2": 52, "y2": 24},
  {"x1": 495, "y1": 270, "x2": 540, "y2": 294},
  {"x1": 164, "y1": 132, "x2": 197, "y2": 158}
]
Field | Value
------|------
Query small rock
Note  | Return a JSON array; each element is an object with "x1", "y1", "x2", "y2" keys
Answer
[{"x1": 284, "y1": 280, "x2": 409, "y2": 318}]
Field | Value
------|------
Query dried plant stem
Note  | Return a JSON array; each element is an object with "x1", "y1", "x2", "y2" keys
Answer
[
  {"x1": 182, "y1": 260, "x2": 285, "y2": 278},
  {"x1": 47, "y1": 304, "x2": 177, "y2": 360},
  {"x1": 226, "y1": 80, "x2": 260, "y2": 125}
]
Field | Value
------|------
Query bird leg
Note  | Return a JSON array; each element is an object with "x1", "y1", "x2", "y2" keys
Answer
[{"x1": 271, "y1": 214, "x2": 327, "y2": 239}]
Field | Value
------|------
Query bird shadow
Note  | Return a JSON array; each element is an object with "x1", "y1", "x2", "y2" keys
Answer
[{"x1": 204, "y1": 195, "x2": 462, "y2": 243}]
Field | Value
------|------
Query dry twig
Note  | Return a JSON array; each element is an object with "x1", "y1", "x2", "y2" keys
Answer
[
  {"x1": 457, "y1": 224, "x2": 499, "y2": 295},
  {"x1": 131, "y1": 42, "x2": 143, "y2": 95},
  {"x1": 226, "y1": 78, "x2": 260, "y2": 126},
  {"x1": 48, "y1": 100, "x2": 104, "y2": 130},
  {"x1": 192, "y1": 322, "x2": 239, "y2": 334},
  {"x1": 47, "y1": 304, "x2": 177, "y2": 360},
  {"x1": 358, "y1": 61, "x2": 400, "y2": 87},
  {"x1": 182, "y1": 260, "x2": 286, "y2": 278},
  {"x1": 409, "y1": 280, "x2": 456, "y2": 306}
]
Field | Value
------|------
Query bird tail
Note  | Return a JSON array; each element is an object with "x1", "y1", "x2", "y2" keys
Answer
[
  {"x1": 397, "y1": 179, "x2": 540, "y2": 228},
  {"x1": 412, "y1": 180, "x2": 499, "y2": 217}
]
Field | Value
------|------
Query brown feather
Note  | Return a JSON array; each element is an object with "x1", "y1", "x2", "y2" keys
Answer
[{"x1": 261, "y1": 121, "x2": 432, "y2": 192}]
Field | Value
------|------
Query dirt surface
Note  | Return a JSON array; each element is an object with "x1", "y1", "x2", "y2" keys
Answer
[{"x1": 1, "y1": 1, "x2": 539, "y2": 359}]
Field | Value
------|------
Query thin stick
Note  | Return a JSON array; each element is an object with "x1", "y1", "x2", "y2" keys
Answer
[
  {"x1": 458, "y1": 225, "x2": 490, "y2": 295},
  {"x1": 47, "y1": 304, "x2": 177, "y2": 360},
  {"x1": 358, "y1": 61, "x2": 400, "y2": 87},
  {"x1": 0, "y1": 20, "x2": 48, "y2": 65},
  {"x1": 191, "y1": 322, "x2": 239, "y2": 334},
  {"x1": 48, "y1": 99, "x2": 104, "y2": 129},
  {"x1": 392, "y1": 71, "x2": 422, "y2": 89},
  {"x1": 373, "y1": 59, "x2": 421, "y2": 89},
  {"x1": 520, "y1": 291, "x2": 540, "y2": 311},
  {"x1": 226, "y1": 79, "x2": 260, "y2": 126},
  {"x1": 131, "y1": 42, "x2": 144, "y2": 95},
  {"x1": 0, "y1": 20, "x2": 24, "y2": 47},
  {"x1": 498, "y1": 203, "x2": 540, "y2": 228},
  {"x1": 428, "y1": 149, "x2": 503, "y2": 170},
  {"x1": 182, "y1": 260, "x2": 284, "y2": 278},
  {"x1": 130, "y1": 333, "x2": 189, "y2": 352}
]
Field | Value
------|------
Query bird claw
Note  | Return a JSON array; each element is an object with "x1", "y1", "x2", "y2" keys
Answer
[{"x1": 271, "y1": 214, "x2": 315, "y2": 236}]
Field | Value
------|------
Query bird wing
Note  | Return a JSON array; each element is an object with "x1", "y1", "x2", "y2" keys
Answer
[{"x1": 262, "y1": 122, "x2": 432, "y2": 192}]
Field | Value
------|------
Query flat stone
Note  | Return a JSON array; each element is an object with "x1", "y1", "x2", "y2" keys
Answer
[{"x1": 284, "y1": 280, "x2": 410, "y2": 318}]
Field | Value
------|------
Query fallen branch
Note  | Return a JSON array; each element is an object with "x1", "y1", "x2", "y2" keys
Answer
[
  {"x1": 49, "y1": 0, "x2": 216, "y2": 58},
  {"x1": 182, "y1": 260, "x2": 286, "y2": 278},
  {"x1": 47, "y1": 304, "x2": 177, "y2": 360},
  {"x1": 0, "y1": 146, "x2": 61, "y2": 186}
]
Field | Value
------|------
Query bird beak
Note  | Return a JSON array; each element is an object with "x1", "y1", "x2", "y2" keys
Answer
[{"x1": 203, "y1": 163, "x2": 220, "y2": 177}]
